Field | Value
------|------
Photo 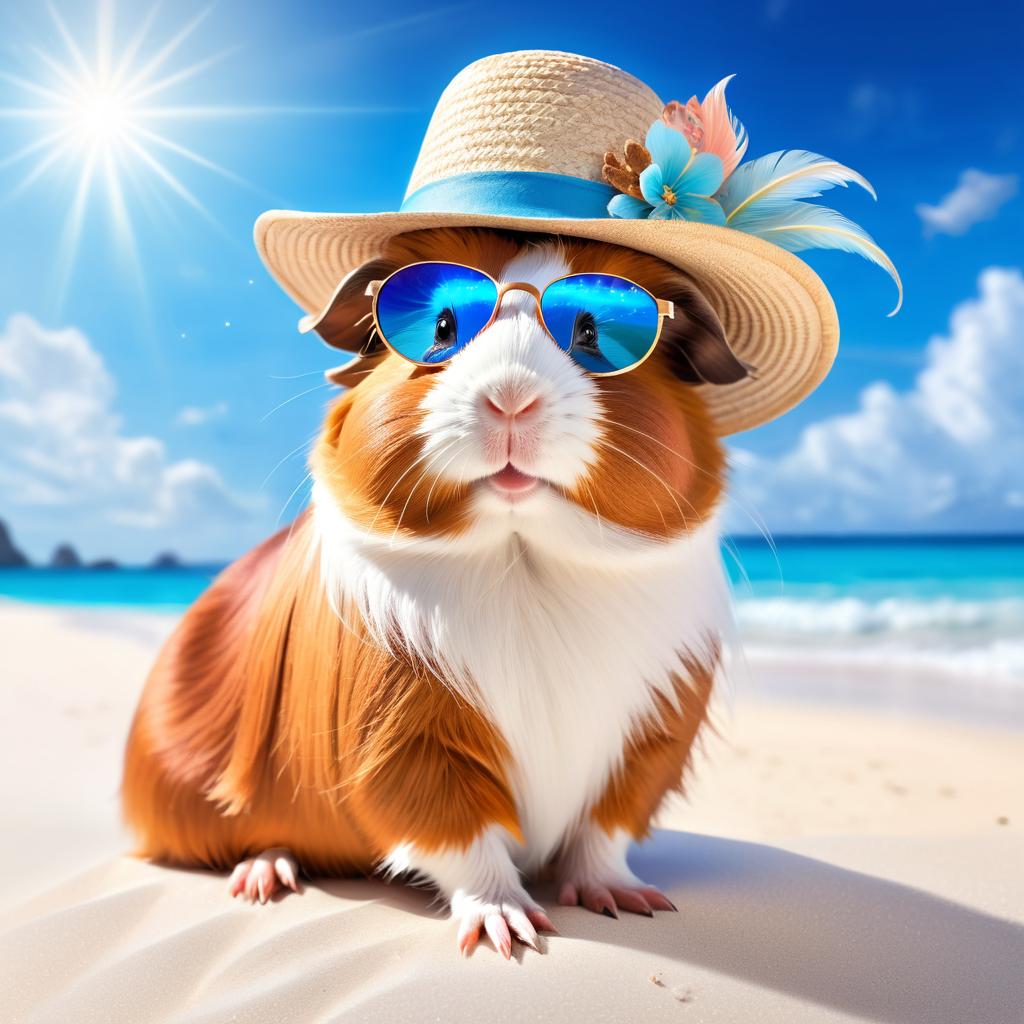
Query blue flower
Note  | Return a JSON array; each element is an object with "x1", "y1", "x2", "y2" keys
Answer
[{"x1": 608, "y1": 120, "x2": 726, "y2": 224}]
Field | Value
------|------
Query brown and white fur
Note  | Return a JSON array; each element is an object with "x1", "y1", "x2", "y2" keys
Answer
[{"x1": 122, "y1": 228, "x2": 747, "y2": 957}]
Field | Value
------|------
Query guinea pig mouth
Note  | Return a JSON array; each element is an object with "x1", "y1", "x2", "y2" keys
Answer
[{"x1": 486, "y1": 462, "x2": 540, "y2": 500}]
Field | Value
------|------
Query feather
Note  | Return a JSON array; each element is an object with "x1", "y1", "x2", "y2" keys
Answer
[
  {"x1": 736, "y1": 201, "x2": 903, "y2": 315},
  {"x1": 717, "y1": 150, "x2": 876, "y2": 223},
  {"x1": 716, "y1": 150, "x2": 900, "y2": 315},
  {"x1": 697, "y1": 75, "x2": 748, "y2": 179}
]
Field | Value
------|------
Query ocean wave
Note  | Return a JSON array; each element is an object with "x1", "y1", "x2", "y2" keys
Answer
[
  {"x1": 741, "y1": 640, "x2": 1024, "y2": 687},
  {"x1": 733, "y1": 595, "x2": 1024, "y2": 685},
  {"x1": 734, "y1": 595, "x2": 1024, "y2": 637}
]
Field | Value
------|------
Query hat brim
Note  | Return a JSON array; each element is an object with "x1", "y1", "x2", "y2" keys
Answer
[{"x1": 254, "y1": 209, "x2": 838, "y2": 437}]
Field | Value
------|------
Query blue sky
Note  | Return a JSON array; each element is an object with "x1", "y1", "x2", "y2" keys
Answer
[{"x1": 0, "y1": 0, "x2": 1021, "y2": 560}]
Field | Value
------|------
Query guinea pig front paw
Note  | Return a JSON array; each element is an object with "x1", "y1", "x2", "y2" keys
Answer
[
  {"x1": 228, "y1": 847, "x2": 301, "y2": 904},
  {"x1": 451, "y1": 889, "x2": 557, "y2": 959},
  {"x1": 557, "y1": 876, "x2": 677, "y2": 918}
]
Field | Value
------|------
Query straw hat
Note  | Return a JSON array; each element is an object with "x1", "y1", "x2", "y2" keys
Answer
[{"x1": 255, "y1": 50, "x2": 843, "y2": 436}]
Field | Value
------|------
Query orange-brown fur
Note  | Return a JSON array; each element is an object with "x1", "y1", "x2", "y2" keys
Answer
[
  {"x1": 123, "y1": 513, "x2": 521, "y2": 871},
  {"x1": 590, "y1": 654, "x2": 717, "y2": 839},
  {"x1": 122, "y1": 229, "x2": 725, "y2": 877}
]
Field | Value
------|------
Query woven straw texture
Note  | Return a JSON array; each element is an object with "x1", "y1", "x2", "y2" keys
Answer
[
  {"x1": 254, "y1": 50, "x2": 840, "y2": 436},
  {"x1": 406, "y1": 51, "x2": 662, "y2": 195}
]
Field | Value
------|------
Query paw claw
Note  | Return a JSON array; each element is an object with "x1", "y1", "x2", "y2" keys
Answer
[
  {"x1": 228, "y1": 848, "x2": 300, "y2": 905},
  {"x1": 609, "y1": 887, "x2": 653, "y2": 916},
  {"x1": 452, "y1": 892, "x2": 551, "y2": 958},
  {"x1": 581, "y1": 885, "x2": 618, "y2": 917},
  {"x1": 227, "y1": 860, "x2": 252, "y2": 898},
  {"x1": 564, "y1": 877, "x2": 674, "y2": 919},
  {"x1": 557, "y1": 882, "x2": 578, "y2": 907},
  {"x1": 275, "y1": 855, "x2": 300, "y2": 893},
  {"x1": 506, "y1": 907, "x2": 541, "y2": 951},
  {"x1": 457, "y1": 920, "x2": 481, "y2": 957},
  {"x1": 484, "y1": 914, "x2": 512, "y2": 959},
  {"x1": 527, "y1": 909, "x2": 558, "y2": 934},
  {"x1": 640, "y1": 888, "x2": 677, "y2": 912}
]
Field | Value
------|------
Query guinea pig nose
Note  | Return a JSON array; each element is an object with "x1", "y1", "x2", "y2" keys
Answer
[{"x1": 483, "y1": 388, "x2": 543, "y2": 421}]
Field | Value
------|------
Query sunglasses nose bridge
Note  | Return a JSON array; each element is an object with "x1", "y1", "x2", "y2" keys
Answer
[
  {"x1": 491, "y1": 280, "x2": 548, "y2": 331},
  {"x1": 492, "y1": 281, "x2": 544, "y2": 319}
]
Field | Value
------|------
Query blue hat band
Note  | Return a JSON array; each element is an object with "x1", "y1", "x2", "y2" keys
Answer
[{"x1": 400, "y1": 170, "x2": 618, "y2": 220}]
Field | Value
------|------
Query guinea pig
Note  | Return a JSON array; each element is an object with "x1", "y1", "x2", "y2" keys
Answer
[{"x1": 121, "y1": 226, "x2": 748, "y2": 957}]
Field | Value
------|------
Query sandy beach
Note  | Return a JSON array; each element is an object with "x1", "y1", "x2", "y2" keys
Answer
[{"x1": 1, "y1": 601, "x2": 1022, "y2": 1023}]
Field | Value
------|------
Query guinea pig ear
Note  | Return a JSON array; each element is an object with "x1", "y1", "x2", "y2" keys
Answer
[
  {"x1": 660, "y1": 278, "x2": 753, "y2": 385},
  {"x1": 298, "y1": 256, "x2": 395, "y2": 352}
]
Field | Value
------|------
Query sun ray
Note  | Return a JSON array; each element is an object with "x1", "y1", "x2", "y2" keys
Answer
[
  {"x1": 119, "y1": 133, "x2": 230, "y2": 240},
  {"x1": 119, "y1": 8, "x2": 211, "y2": 97},
  {"x1": 8, "y1": 138, "x2": 78, "y2": 199},
  {"x1": 29, "y1": 44, "x2": 84, "y2": 94},
  {"x1": 109, "y1": 3, "x2": 162, "y2": 87},
  {"x1": 53, "y1": 144, "x2": 100, "y2": 309},
  {"x1": 95, "y1": 0, "x2": 115, "y2": 82},
  {"x1": 0, "y1": 70, "x2": 70, "y2": 107},
  {"x1": 127, "y1": 47, "x2": 239, "y2": 104},
  {"x1": 136, "y1": 103, "x2": 406, "y2": 119},
  {"x1": 0, "y1": 126, "x2": 73, "y2": 173},
  {"x1": 103, "y1": 148, "x2": 133, "y2": 246},
  {"x1": 129, "y1": 123, "x2": 254, "y2": 189},
  {"x1": 101, "y1": 147, "x2": 148, "y2": 304},
  {"x1": 0, "y1": 108, "x2": 69, "y2": 120},
  {"x1": 47, "y1": 1, "x2": 96, "y2": 84}
]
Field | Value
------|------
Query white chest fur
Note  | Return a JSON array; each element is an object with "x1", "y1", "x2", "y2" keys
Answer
[{"x1": 313, "y1": 483, "x2": 730, "y2": 869}]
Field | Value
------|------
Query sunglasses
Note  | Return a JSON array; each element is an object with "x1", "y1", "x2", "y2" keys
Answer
[{"x1": 367, "y1": 262, "x2": 675, "y2": 376}]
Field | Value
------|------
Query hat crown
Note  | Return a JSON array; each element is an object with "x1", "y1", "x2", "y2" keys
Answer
[{"x1": 405, "y1": 50, "x2": 663, "y2": 198}]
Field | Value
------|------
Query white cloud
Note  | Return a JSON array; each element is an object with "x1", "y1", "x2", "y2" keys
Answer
[
  {"x1": 916, "y1": 169, "x2": 1017, "y2": 237},
  {"x1": 0, "y1": 314, "x2": 252, "y2": 557},
  {"x1": 176, "y1": 400, "x2": 228, "y2": 426},
  {"x1": 729, "y1": 267, "x2": 1024, "y2": 533}
]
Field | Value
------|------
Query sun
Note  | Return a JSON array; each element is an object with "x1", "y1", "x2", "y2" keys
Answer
[
  {"x1": 70, "y1": 86, "x2": 134, "y2": 143},
  {"x1": 0, "y1": 3, "x2": 261, "y2": 302},
  {"x1": 0, "y1": 2, "x2": 391, "y2": 305}
]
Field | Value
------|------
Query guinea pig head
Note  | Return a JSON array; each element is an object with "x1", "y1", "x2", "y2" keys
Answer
[{"x1": 310, "y1": 228, "x2": 748, "y2": 555}]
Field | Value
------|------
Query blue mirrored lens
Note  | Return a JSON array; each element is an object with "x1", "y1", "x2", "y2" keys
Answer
[
  {"x1": 375, "y1": 263, "x2": 497, "y2": 364},
  {"x1": 541, "y1": 274, "x2": 660, "y2": 374}
]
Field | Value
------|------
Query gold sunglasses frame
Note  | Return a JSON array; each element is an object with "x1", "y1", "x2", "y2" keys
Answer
[{"x1": 365, "y1": 260, "x2": 675, "y2": 378}]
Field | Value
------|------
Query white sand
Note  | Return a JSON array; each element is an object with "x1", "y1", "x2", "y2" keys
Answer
[{"x1": 1, "y1": 602, "x2": 1022, "y2": 1023}]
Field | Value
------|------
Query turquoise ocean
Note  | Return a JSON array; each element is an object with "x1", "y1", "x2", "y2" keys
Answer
[{"x1": 3, "y1": 536, "x2": 1023, "y2": 688}]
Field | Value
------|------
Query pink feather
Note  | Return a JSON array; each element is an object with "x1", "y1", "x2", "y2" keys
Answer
[{"x1": 662, "y1": 75, "x2": 748, "y2": 180}]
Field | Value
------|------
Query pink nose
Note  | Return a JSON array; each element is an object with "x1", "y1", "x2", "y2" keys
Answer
[{"x1": 483, "y1": 389, "x2": 543, "y2": 421}]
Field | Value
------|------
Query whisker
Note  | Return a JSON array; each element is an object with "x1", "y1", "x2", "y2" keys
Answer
[
  {"x1": 364, "y1": 440, "x2": 447, "y2": 538},
  {"x1": 573, "y1": 475, "x2": 607, "y2": 550},
  {"x1": 276, "y1": 470, "x2": 313, "y2": 528},
  {"x1": 260, "y1": 432, "x2": 317, "y2": 492},
  {"x1": 268, "y1": 368, "x2": 334, "y2": 380},
  {"x1": 599, "y1": 412, "x2": 716, "y2": 483},
  {"x1": 389, "y1": 441, "x2": 462, "y2": 545},
  {"x1": 597, "y1": 403, "x2": 780, "y2": 580},
  {"x1": 595, "y1": 436, "x2": 698, "y2": 531},
  {"x1": 260, "y1": 381, "x2": 331, "y2": 422},
  {"x1": 424, "y1": 442, "x2": 471, "y2": 523},
  {"x1": 721, "y1": 491, "x2": 782, "y2": 592}
]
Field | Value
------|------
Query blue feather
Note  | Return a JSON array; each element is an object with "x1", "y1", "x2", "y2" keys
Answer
[
  {"x1": 717, "y1": 151, "x2": 900, "y2": 315},
  {"x1": 738, "y1": 201, "x2": 903, "y2": 315},
  {"x1": 717, "y1": 150, "x2": 876, "y2": 222}
]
